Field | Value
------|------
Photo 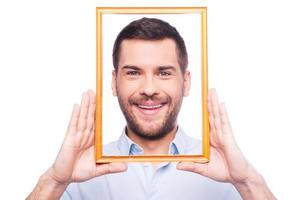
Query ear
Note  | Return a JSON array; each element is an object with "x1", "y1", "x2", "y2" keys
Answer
[
  {"x1": 183, "y1": 71, "x2": 191, "y2": 97},
  {"x1": 112, "y1": 70, "x2": 117, "y2": 96}
]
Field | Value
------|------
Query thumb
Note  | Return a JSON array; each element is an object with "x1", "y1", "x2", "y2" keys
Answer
[
  {"x1": 94, "y1": 163, "x2": 128, "y2": 177},
  {"x1": 177, "y1": 162, "x2": 208, "y2": 175}
]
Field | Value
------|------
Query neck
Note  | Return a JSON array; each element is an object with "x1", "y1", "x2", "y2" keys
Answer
[{"x1": 126, "y1": 126, "x2": 178, "y2": 155}]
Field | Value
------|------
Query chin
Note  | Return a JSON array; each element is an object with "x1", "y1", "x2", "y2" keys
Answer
[
  {"x1": 140, "y1": 127, "x2": 161, "y2": 136},
  {"x1": 137, "y1": 125, "x2": 172, "y2": 140}
]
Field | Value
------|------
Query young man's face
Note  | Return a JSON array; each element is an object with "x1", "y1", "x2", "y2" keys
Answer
[{"x1": 112, "y1": 38, "x2": 190, "y2": 140}]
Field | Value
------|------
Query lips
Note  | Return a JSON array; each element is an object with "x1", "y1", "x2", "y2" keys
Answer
[
  {"x1": 137, "y1": 104, "x2": 163, "y2": 109},
  {"x1": 132, "y1": 101, "x2": 167, "y2": 116}
]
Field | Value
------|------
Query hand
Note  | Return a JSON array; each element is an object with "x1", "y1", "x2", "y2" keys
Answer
[
  {"x1": 177, "y1": 89, "x2": 276, "y2": 199},
  {"x1": 27, "y1": 90, "x2": 127, "y2": 200},
  {"x1": 177, "y1": 89, "x2": 251, "y2": 185},
  {"x1": 47, "y1": 90, "x2": 127, "y2": 186}
]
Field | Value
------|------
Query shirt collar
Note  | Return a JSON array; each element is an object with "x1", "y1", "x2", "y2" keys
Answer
[{"x1": 117, "y1": 126, "x2": 188, "y2": 155}]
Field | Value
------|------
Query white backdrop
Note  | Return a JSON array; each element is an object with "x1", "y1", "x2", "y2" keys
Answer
[
  {"x1": 0, "y1": 0, "x2": 299, "y2": 199},
  {"x1": 101, "y1": 13, "x2": 202, "y2": 146}
]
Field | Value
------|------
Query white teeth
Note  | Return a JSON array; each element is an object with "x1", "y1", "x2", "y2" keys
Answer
[{"x1": 138, "y1": 104, "x2": 162, "y2": 109}]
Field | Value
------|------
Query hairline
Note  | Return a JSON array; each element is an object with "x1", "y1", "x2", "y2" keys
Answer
[{"x1": 115, "y1": 37, "x2": 186, "y2": 74}]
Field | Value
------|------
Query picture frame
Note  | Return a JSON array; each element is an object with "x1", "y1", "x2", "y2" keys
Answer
[{"x1": 95, "y1": 7, "x2": 209, "y2": 163}]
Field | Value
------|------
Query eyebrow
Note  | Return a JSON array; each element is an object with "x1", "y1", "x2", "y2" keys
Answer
[
  {"x1": 120, "y1": 65, "x2": 177, "y2": 71},
  {"x1": 121, "y1": 65, "x2": 141, "y2": 71},
  {"x1": 157, "y1": 65, "x2": 177, "y2": 71}
]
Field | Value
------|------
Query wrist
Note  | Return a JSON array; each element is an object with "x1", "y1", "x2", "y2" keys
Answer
[
  {"x1": 234, "y1": 168, "x2": 263, "y2": 190},
  {"x1": 232, "y1": 164, "x2": 260, "y2": 187},
  {"x1": 42, "y1": 167, "x2": 70, "y2": 189},
  {"x1": 26, "y1": 170, "x2": 69, "y2": 200},
  {"x1": 233, "y1": 166, "x2": 276, "y2": 200}
]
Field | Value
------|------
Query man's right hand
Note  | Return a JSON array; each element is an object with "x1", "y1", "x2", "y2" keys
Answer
[{"x1": 27, "y1": 90, "x2": 127, "y2": 200}]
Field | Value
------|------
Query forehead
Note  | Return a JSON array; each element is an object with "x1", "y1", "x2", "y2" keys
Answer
[{"x1": 119, "y1": 38, "x2": 180, "y2": 69}]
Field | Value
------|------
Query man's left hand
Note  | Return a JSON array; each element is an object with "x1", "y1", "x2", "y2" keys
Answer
[{"x1": 177, "y1": 89, "x2": 276, "y2": 200}]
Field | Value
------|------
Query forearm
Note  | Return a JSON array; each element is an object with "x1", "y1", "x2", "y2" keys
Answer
[
  {"x1": 26, "y1": 170, "x2": 68, "y2": 200},
  {"x1": 233, "y1": 167, "x2": 276, "y2": 200}
]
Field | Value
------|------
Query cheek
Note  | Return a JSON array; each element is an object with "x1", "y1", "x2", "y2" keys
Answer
[
  {"x1": 116, "y1": 79, "x2": 141, "y2": 99},
  {"x1": 159, "y1": 80, "x2": 184, "y2": 98}
]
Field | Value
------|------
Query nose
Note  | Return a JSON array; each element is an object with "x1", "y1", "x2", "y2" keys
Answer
[{"x1": 140, "y1": 75, "x2": 159, "y2": 97}]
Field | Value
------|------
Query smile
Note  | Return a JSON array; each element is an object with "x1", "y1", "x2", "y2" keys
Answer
[
  {"x1": 137, "y1": 104, "x2": 163, "y2": 109},
  {"x1": 133, "y1": 102, "x2": 167, "y2": 116}
]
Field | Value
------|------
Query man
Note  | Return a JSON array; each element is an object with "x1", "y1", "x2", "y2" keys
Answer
[{"x1": 27, "y1": 18, "x2": 275, "y2": 199}]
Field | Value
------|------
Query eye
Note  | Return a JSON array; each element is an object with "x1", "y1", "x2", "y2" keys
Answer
[
  {"x1": 126, "y1": 71, "x2": 140, "y2": 76},
  {"x1": 159, "y1": 71, "x2": 172, "y2": 76}
]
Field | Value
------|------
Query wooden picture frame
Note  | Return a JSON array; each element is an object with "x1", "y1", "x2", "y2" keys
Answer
[{"x1": 95, "y1": 7, "x2": 209, "y2": 163}]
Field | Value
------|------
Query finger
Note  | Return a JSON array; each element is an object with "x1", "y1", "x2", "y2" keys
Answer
[
  {"x1": 208, "y1": 89, "x2": 213, "y2": 118},
  {"x1": 219, "y1": 103, "x2": 233, "y2": 134},
  {"x1": 81, "y1": 124, "x2": 95, "y2": 148},
  {"x1": 67, "y1": 104, "x2": 80, "y2": 136},
  {"x1": 84, "y1": 126, "x2": 95, "y2": 147},
  {"x1": 86, "y1": 90, "x2": 96, "y2": 132},
  {"x1": 207, "y1": 90, "x2": 216, "y2": 133},
  {"x1": 87, "y1": 90, "x2": 96, "y2": 106},
  {"x1": 208, "y1": 92, "x2": 218, "y2": 145},
  {"x1": 207, "y1": 88, "x2": 215, "y2": 112},
  {"x1": 94, "y1": 163, "x2": 128, "y2": 177},
  {"x1": 177, "y1": 162, "x2": 208, "y2": 176},
  {"x1": 211, "y1": 90, "x2": 222, "y2": 130},
  {"x1": 77, "y1": 92, "x2": 89, "y2": 132}
]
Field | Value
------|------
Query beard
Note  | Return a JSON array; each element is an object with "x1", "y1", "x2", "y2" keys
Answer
[{"x1": 116, "y1": 90, "x2": 183, "y2": 141}]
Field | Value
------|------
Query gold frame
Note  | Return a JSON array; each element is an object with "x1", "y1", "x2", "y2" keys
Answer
[{"x1": 95, "y1": 7, "x2": 209, "y2": 163}]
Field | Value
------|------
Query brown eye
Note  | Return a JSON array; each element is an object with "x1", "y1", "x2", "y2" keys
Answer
[
  {"x1": 126, "y1": 71, "x2": 140, "y2": 76},
  {"x1": 159, "y1": 71, "x2": 172, "y2": 76}
]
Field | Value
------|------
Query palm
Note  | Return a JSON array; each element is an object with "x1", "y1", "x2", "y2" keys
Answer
[
  {"x1": 70, "y1": 146, "x2": 97, "y2": 181},
  {"x1": 49, "y1": 91, "x2": 127, "y2": 185},
  {"x1": 177, "y1": 89, "x2": 250, "y2": 185},
  {"x1": 203, "y1": 146, "x2": 231, "y2": 182}
]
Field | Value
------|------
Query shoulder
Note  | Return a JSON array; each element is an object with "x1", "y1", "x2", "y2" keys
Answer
[
  {"x1": 177, "y1": 127, "x2": 202, "y2": 154},
  {"x1": 103, "y1": 140, "x2": 122, "y2": 155},
  {"x1": 185, "y1": 134, "x2": 202, "y2": 154}
]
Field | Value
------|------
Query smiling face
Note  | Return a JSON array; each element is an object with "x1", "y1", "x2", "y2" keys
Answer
[{"x1": 112, "y1": 38, "x2": 190, "y2": 140}]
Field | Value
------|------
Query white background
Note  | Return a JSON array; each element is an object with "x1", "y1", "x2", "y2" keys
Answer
[
  {"x1": 0, "y1": 0, "x2": 299, "y2": 199},
  {"x1": 101, "y1": 13, "x2": 202, "y2": 146}
]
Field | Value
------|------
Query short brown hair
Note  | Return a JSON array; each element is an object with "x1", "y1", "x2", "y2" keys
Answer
[{"x1": 112, "y1": 17, "x2": 188, "y2": 72}]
